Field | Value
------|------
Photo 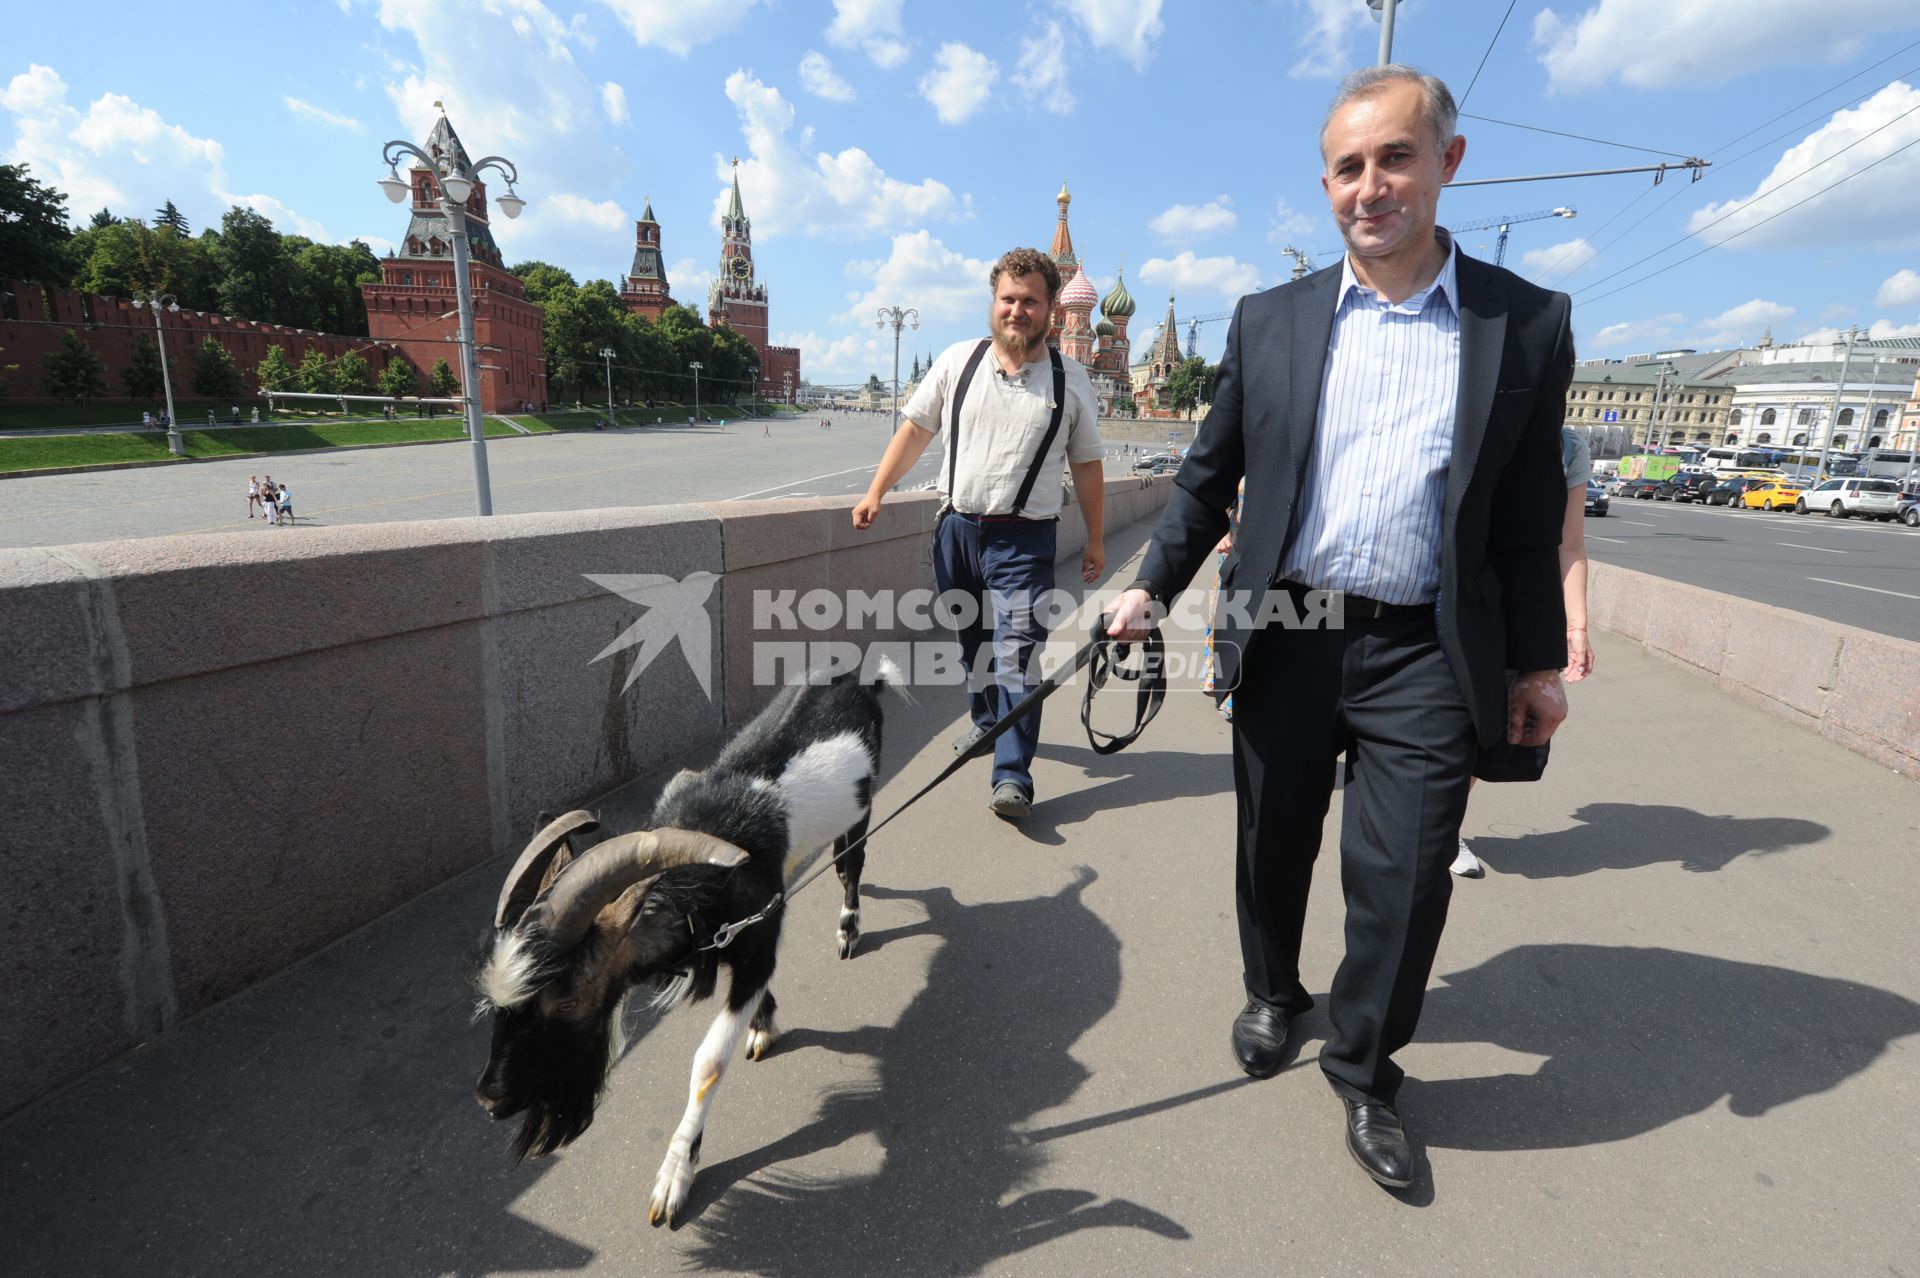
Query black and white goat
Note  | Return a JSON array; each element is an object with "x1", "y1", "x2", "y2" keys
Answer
[{"x1": 472, "y1": 662, "x2": 896, "y2": 1225}]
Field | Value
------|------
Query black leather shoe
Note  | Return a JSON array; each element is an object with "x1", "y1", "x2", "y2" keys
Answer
[
  {"x1": 1342, "y1": 1097, "x2": 1414, "y2": 1188},
  {"x1": 1229, "y1": 1001, "x2": 1290, "y2": 1078}
]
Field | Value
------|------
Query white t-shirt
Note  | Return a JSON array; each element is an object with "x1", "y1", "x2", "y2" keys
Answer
[{"x1": 903, "y1": 339, "x2": 1104, "y2": 520}]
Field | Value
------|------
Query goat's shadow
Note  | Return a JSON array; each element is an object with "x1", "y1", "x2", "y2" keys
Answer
[
  {"x1": 1468, "y1": 803, "x2": 1828, "y2": 877},
  {"x1": 1405, "y1": 943, "x2": 1920, "y2": 1151},
  {"x1": 682, "y1": 868, "x2": 1189, "y2": 1274}
]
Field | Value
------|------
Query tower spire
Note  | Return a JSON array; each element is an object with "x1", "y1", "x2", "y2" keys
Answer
[{"x1": 726, "y1": 157, "x2": 747, "y2": 226}]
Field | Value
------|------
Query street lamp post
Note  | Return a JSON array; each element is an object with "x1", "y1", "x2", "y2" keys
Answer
[
  {"x1": 130, "y1": 290, "x2": 184, "y2": 457},
  {"x1": 600, "y1": 346, "x2": 616, "y2": 424},
  {"x1": 377, "y1": 126, "x2": 526, "y2": 516},
  {"x1": 748, "y1": 364, "x2": 758, "y2": 412},
  {"x1": 1367, "y1": 0, "x2": 1400, "y2": 64},
  {"x1": 688, "y1": 361, "x2": 703, "y2": 423},
  {"x1": 783, "y1": 371, "x2": 793, "y2": 406},
  {"x1": 1818, "y1": 326, "x2": 1860, "y2": 482},
  {"x1": 875, "y1": 305, "x2": 919, "y2": 424}
]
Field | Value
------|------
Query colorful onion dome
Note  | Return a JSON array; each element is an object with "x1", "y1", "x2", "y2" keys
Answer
[
  {"x1": 1095, "y1": 318, "x2": 1116, "y2": 337},
  {"x1": 1100, "y1": 266, "x2": 1136, "y2": 318},
  {"x1": 1060, "y1": 263, "x2": 1098, "y2": 310}
]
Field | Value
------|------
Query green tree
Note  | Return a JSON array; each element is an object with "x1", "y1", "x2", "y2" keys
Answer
[
  {"x1": 67, "y1": 219, "x2": 217, "y2": 307},
  {"x1": 1163, "y1": 356, "x2": 1217, "y2": 414},
  {"x1": 297, "y1": 347, "x2": 335, "y2": 394},
  {"x1": 89, "y1": 207, "x2": 118, "y2": 229},
  {"x1": 429, "y1": 357, "x2": 459, "y2": 398},
  {"x1": 378, "y1": 355, "x2": 418, "y2": 399},
  {"x1": 120, "y1": 332, "x2": 166, "y2": 399},
  {"x1": 286, "y1": 239, "x2": 379, "y2": 334},
  {"x1": 0, "y1": 163, "x2": 75, "y2": 283},
  {"x1": 189, "y1": 336, "x2": 244, "y2": 397},
  {"x1": 255, "y1": 344, "x2": 298, "y2": 392},
  {"x1": 153, "y1": 201, "x2": 189, "y2": 235},
  {"x1": 214, "y1": 207, "x2": 294, "y2": 322},
  {"x1": 333, "y1": 350, "x2": 375, "y2": 395},
  {"x1": 509, "y1": 259, "x2": 579, "y2": 306},
  {"x1": 43, "y1": 328, "x2": 109, "y2": 400},
  {"x1": 540, "y1": 277, "x2": 628, "y2": 403}
]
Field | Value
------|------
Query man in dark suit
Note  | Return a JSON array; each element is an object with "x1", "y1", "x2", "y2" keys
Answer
[{"x1": 1106, "y1": 65, "x2": 1573, "y2": 1188}]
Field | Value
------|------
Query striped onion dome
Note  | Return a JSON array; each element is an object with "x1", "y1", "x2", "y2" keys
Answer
[
  {"x1": 1060, "y1": 263, "x2": 1098, "y2": 311},
  {"x1": 1100, "y1": 267, "x2": 1136, "y2": 318}
]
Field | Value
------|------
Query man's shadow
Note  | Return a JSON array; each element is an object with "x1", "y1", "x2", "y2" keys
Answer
[
  {"x1": 1470, "y1": 803, "x2": 1827, "y2": 877},
  {"x1": 682, "y1": 868, "x2": 1189, "y2": 1274},
  {"x1": 1405, "y1": 943, "x2": 1920, "y2": 1151}
]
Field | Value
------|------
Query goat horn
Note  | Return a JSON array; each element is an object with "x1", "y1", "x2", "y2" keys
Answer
[
  {"x1": 494, "y1": 810, "x2": 601, "y2": 929},
  {"x1": 529, "y1": 828, "x2": 749, "y2": 948}
]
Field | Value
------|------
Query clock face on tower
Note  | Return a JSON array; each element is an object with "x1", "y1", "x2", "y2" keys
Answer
[{"x1": 729, "y1": 256, "x2": 752, "y2": 281}]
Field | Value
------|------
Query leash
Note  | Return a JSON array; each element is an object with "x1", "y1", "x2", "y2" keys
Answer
[{"x1": 700, "y1": 614, "x2": 1166, "y2": 951}]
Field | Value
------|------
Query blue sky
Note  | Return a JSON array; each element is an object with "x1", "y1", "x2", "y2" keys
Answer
[{"x1": 9, "y1": 1, "x2": 1920, "y2": 383}]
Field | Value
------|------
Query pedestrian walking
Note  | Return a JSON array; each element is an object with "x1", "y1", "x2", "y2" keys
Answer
[
  {"x1": 1105, "y1": 65, "x2": 1573, "y2": 1189},
  {"x1": 248, "y1": 475, "x2": 262, "y2": 519},
  {"x1": 852, "y1": 246, "x2": 1106, "y2": 821},
  {"x1": 274, "y1": 483, "x2": 293, "y2": 524},
  {"x1": 231, "y1": 405, "x2": 241, "y2": 427}
]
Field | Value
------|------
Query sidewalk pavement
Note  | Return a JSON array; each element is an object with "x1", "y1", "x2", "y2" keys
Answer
[{"x1": 4, "y1": 522, "x2": 1916, "y2": 1276}]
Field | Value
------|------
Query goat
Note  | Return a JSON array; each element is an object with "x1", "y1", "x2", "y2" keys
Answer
[{"x1": 471, "y1": 661, "x2": 895, "y2": 1225}]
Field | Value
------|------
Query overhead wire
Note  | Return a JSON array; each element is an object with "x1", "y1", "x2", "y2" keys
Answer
[
  {"x1": 1460, "y1": 114, "x2": 1693, "y2": 159},
  {"x1": 1456, "y1": 0, "x2": 1518, "y2": 111}
]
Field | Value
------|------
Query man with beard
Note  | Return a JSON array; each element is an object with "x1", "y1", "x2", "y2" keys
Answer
[
  {"x1": 1105, "y1": 65, "x2": 1574, "y2": 1187},
  {"x1": 853, "y1": 247, "x2": 1106, "y2": 819}
]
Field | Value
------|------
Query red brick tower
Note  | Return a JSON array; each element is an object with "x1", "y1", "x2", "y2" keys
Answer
[
  {"x1": 621, "y1": 197, "x2": 673, "y2": 322},
  {"x1": 706, "y1": 159, "x2": 800, "y2": 399},
  {"x1": 360, "y1": 110, "x2": 547, "y2": 411}
]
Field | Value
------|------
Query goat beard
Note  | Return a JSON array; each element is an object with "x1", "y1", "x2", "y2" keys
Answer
[{"x1": 509, "y1": 1020, "x2": 616, "y2": 1161}]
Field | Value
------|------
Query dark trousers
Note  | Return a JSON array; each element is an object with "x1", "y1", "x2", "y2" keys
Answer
[
  {"x1": 1230, "y1": 608, "x2": 1477, "y2": 1104},
  {"x1": 932, "y1": 511, "x2": 1057, "y2": 793}
]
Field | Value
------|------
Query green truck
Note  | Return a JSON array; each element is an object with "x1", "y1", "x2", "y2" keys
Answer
[{"x1": 1621, "y1": 453, "x2": 1681, "y2": 482}]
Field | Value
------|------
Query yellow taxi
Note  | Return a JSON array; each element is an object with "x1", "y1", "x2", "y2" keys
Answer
[{"x1": 1737, "y1": 480, "x2": 1809, "y2": 511}]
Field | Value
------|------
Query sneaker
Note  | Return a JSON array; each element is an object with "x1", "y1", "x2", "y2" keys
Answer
[
  {"x1": 953, "y1": 724, "x2": 988, "y2": 757},
  {"x1": 989, "y1": 782, "x2": 1032, "y2": 820},
  {"x1": 1450, "y1": 838, "x2": 1484, "y2": 879}
]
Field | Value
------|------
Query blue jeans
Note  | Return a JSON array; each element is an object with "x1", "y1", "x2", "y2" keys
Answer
[{"x1": 932, "y1": 511, "x2": 1058, "y2": 794}]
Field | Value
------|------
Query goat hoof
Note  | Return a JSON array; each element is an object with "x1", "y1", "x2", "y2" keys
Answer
[
  {"x1": 745, "y1": 1025, "x2": 779, "y2": 1061},
  {"x1": 836, "y1": 910, "x2": 861, "y2": 959}
]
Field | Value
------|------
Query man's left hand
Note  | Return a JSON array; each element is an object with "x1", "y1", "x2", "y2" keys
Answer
[
  {"x1": 1081, "y1": 543, "x2": 1105, "y2": 584},
  {"x1": 1506, "y1": 670, "x2": 1568, "y2": 746}
]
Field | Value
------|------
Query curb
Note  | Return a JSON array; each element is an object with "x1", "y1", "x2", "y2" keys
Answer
[{"x1": 0, "y1": 425, "x2": 560, "y2": 481}]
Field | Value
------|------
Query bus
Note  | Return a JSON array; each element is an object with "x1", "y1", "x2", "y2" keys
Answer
[
  {"x1": 1860, "y1": 448, "x2": 1918, "y2": 481},
  {"x1": 1761, "y1": 449, "x2": 1862, "y2": 480},
  {"x1": 1701, "y1": 446, "x2": 1776, "y2": 475}
]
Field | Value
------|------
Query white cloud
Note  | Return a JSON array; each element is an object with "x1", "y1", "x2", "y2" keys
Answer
[
  {"x1": 799, "y1": 51, "x2": 857, "y2": 103},
  {"x1": 1520, "y1": 237, "x2": 1598, "y2": 279},
  {"x1": 1694, "y1": 299, "x2": 1795, "y2": 347},
  {"x1": 2, "y1": 62, "x2": 339, "y2": 242},
  {"x1": 490, "y1": 191, "x2": 629, "y2": 262},
  {"x1": 773, "y1": 329, "x2": 875, "y2": 380},
  {"x1": 1016, "y1": 23, "x2": 1074, "y2": 115},
  {"x1": 1267, "y1": 197, "x2": 1320, "y2": 244},
  {"x1": 1684, "y1": 83, "x2": 1920, "y2": 250},
  {"x1": 283, "y1": 96, "x2": 363, "y2": 130},
  {"x1": 1795, "y1": 319, "x2": 1920, "y2": 344},
  {"x1": 1291, "y1": 0, "x2": 1368, "y2": 79},
  {"x1": 601, "y1": 81, "x2": 629, "y2": 124},
  {"x1": 826, "y1": 0, "x2": 909, "y2": 69},
  {"x1": 1876, "y1": 268, "x2": 1920, "y2": 308},
  {"x1": 920, "y1": 43, "x2": 997, "y2": 126},
  {"x1": 1533, "y1": 0, "x2": 1908, "y2": 93},
  {"x1": 716, "y1": 71, "x2": 961, "y2": 239},
  {"x1": 1064, "y1": 0, "x2": 1164, "y2": 71},
  {"x1": 836, "y1": 230, "x2": 995, "y2": 326},
  {"x1": 1585, "y1": 311, "x2": 1686, "y2": 353},
  {"x1": 1138, "y1": 251, "x2": 1262, "y2": 298},
  {"x1": 667, "y1": 256, "x2": 713, "y2": 301},
  {"x1": 1150, "y1": 196, "x2": 1237, "y2": 241},
  {"x1": 597, "y1": 0, "x2": 759, "y2": 57}
]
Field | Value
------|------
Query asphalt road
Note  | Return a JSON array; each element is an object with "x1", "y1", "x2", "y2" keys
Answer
[
  {"x1": 0, "y1": 412, "x2": 1158, "y2": 550},
  {"x1": 1585, "y1": 494, "x2": 1920, "y2": 642}
]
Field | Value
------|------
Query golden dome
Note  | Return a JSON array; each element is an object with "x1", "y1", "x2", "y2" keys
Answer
[{"x1": 1057, "y1": 181, "x2": 1071, "y2": 206}]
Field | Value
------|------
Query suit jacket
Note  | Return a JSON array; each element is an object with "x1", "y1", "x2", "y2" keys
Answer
[{"x1": 1134, "y1": 251, "x2": 1574, "y2": 749}]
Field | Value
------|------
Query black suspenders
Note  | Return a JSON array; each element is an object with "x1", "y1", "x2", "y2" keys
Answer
[{"x1": 947, "y1": 341, "x2": 1069, "y2": 517}]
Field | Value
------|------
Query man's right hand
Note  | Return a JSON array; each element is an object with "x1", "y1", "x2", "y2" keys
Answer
[
  {"x1": 851, "y1": 495, "x2": 881, "y2": 530},
  {"x1": 1105, "y1": 587, "x2": 1158, "y2": 641}
]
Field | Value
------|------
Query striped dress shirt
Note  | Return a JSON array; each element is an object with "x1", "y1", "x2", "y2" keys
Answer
[{"x1": 1277, "y1": 232, "x2": 1461, "y2": 606}]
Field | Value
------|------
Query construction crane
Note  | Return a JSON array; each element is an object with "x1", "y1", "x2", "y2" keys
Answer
[
  {"x1": 1184, "y1": 311, "x2": 1234, "y2": 359},
  {"x1": 1451, "y1": 206, "x2": 1576, "y2": 266}
]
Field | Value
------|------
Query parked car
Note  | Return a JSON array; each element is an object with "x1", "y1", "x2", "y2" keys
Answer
[
  {"x1": 1605, "y1": 475, "x2": 1633, "y2": 495},
  {"x1": 1738, "y1": 480, "x2": 1809, "y2": 511},
  {"x1": 1619, "y1": 477, "x2": 1665, "y2": 500},
  {"x1": 1795, "y1": 476, "x2": 1904, "y2": 519},
  {"x1": 1656, "y1": 473, "x2": 1717, "y2": 502},
  {"x1": 1706, "y1": 476, "x2": 1764, "y2": 507},
  {"x1": 1898, "y1": 494, "x2": 1920, "y2": 527},
  {"x1": 1584, "y1": 482, "x2": 1609, "y2": 517},
  {"x1": 1130, "y1": 452, "x2": 1182, "y2": 475}
]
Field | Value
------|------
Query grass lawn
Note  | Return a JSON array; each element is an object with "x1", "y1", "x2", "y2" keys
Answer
[
  {"x1": 0, "y1": 418, "x2": 526, "y2": 474},
  {"x1": 520, "y1": 404, "x2": 759, "y2": 431}
]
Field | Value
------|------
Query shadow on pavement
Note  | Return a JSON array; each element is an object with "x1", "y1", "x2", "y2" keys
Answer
[
  {"x1": 1405, "y1": 943, "x2": 1920, "y2": 1151},
  {"x1": 682, "y1": 868, "x2": 1190, "y2": 1274},
  {"x1": 1472, "y1": 803, "x2": 1828, "y2": 877}
]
